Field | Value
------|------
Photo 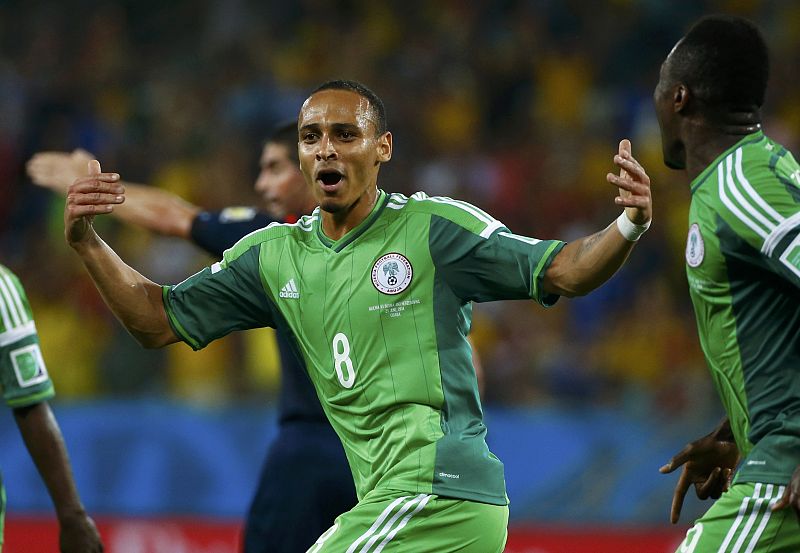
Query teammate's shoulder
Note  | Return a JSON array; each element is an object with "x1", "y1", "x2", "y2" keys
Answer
[{"x1": 386, "y1": 191, "x2": 504, "y2": 237}]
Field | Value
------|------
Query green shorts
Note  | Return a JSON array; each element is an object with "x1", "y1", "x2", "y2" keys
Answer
[
  {"x1": 306, "y1": 488, "x2": 508, "y2": 553},
  {"x1": 676, "y1": 482, "x2": 799, "y2": 553}
]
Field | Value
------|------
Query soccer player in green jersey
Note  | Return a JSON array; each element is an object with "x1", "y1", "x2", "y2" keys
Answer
[
  {"x1": 63, "y1": 79, "x2": 652, "y2": 551},
  {"x1": 653, "y1": 15, "x2": 800, "y2": 553},
  {"x1": 0, "y1": 264, "x2": 103, "y2": 553}
]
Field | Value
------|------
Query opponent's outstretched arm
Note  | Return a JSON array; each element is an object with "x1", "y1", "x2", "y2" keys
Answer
[
  {"x1": 543, "y1": 139, "x2": 652, "y2": 297},
  {"x1": 29, "y1": 149, "x2": 199, "y2": 238},
  {"x1": 65, "y1": 160, "x2": 178, "y2": 348}
]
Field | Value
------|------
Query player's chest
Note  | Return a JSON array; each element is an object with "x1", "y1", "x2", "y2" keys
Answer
[{"x1": 267, "y1": 231, "x2": 434, "y2": 327}]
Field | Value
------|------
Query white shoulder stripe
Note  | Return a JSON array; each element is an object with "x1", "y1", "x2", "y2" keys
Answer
[
  {"x1": 2, "y1": 272, "x2": 28, "y2": 325},
  {"x1": 480, "y1": 220, "x2": 505, "y2": 238},
  {"x1": 0, "y1": 320, "x2": 37, "y2": 347},
  {"x1": 726, "y1": 154, "x2": 775, "y2": 234},
  {"x1": 0, "y1": 275, "x2": 22, "y2": 328},
  {"x1": 734, "y1": 148, "x2": 784, "y2": 226},
  {"x1": 779, "y1": 234, "x2": 800, "y2": 279},
  {"x1": 499, "y1": 231, "x2": 541, "y2": 245},
  {"x1": 762, "y1": 211, "x2": 800, "y2": 257},
  {"x1": 719, "y1": 160, "x2": 768, "y2": 239}
]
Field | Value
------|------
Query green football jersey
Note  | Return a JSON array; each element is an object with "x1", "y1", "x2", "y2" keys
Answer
[
  {"x1": 164, "y1": 190, "x2": 564, "y2": 505},
  {"x1": 0, "y1": 264, "x2": 54, "y2": 409},
  {"x1": 685, "y1": 131, "x2": 800, "y2": 484}
]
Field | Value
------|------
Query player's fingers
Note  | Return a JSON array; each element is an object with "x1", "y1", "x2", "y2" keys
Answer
[
  {"x1": 70, "y1": 174, "x2": 122, "y2": 191},
  {"x1": 613, "y1": 156, "x2": 651, "y2": 185},
  {"x1": 69, "y1": 192, "x2": 124, "y2": 206},
  {"x1": 88, "y1": 159, "x2": 101, "y2": 175},
  {"x1": 607, "y1": 174, "x2": 651, "y2": 196},
  {"x1": 66, "y1": 203, "x2": 115, "y2": 218},
  {"x1": 618, "y1": 138, "x2": 632, "y2": 158},
  {"x1": 660, "y1": 446, "x2": 693, "y2": 474},
  {"x1": 670, "y1": 467, "x2": 692, "y2": 524},
  {"x1": 696, "y1": 466, "x2": 722, "y2": 499}
]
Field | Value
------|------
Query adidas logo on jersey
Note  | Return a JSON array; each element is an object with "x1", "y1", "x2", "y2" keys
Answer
[{"x1": 279, "y1": 278, "x2": 300, "y2": 299}]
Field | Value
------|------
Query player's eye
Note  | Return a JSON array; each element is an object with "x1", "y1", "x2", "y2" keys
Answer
[{"x1": 302, "y1": 132, "x2": 318, "y2": 142}]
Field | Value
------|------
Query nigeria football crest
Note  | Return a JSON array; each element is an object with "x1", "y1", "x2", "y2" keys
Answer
[
  {"x1": 686, "y1": 223, "x2": 705, "y2": 267},
  {"x1": 371, "y1": 253, "x2": 413, "y2": 295}
]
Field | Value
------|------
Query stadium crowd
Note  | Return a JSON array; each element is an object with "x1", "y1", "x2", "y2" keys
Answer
[{"x1": 1, "y1": 0, "x2": 798, "y2": 419}]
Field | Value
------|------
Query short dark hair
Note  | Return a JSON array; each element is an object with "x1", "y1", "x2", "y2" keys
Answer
[
  {"x1": 311, "y1": 80, "x2": 387, "y2": 135},
  {"x1": 669, "y1": 15, "x2": 769, "y2": 108},
  {"x1": 265, "y1": 120, "x2": 299, "y2": 164}
]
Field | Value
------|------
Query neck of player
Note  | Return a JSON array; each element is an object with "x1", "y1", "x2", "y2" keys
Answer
[
  {"x1": 321, "y1": 186, "x2": 379, "y2": 241},
  {"x1": 683, "y1": 114, "x2": 762, "y2": 182}
]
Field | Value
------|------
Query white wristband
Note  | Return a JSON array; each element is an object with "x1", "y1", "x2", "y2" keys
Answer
[{"x1": 615, "y1": 211, "x2": 651, "y2": 242}]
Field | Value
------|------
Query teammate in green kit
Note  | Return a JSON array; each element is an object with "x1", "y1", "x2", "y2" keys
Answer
[
  {"x1": 0, "y1": 264, "x2": 103, "y2": 553},
  {"x1": 653, "y1": 15, "x2": 800, "y2": 553},
  {"x1": 63, "y1": 80, "x2": 652, "y2": 551}
]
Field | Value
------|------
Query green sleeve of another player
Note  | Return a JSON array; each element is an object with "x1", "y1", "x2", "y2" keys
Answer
[
  {"x1": 723, "y1": 149, "x2": 800, "y2": 287},
  {"x1": 0, "y1": 266, "x2": 54, "y2": 408},
  {"x1": 429, "y1": 216, "x2": 565, "y2": 305},
  {"x1": 163, "y1": 245, "x2": 276, "y2": 350}
]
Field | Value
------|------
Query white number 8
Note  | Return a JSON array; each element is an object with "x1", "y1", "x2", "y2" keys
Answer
[{"x1": 332, "y1": 332, "x2": 355, "y2": 388}]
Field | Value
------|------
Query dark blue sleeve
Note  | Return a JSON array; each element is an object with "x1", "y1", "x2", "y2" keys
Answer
[{"x1": 189, "y1": 208, "x2": 278, "y2": 258}]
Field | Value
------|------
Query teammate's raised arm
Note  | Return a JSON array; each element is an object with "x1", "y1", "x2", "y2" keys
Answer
[
  {"x1": 65, "y1": 160, "x2": 178, "y2": 348},
  {"x1": 30, "y1": 149, "x2": 200, "y2": 238},
  {"x1": 543, "y1": 139, "x2": 652, "y2": 297}
]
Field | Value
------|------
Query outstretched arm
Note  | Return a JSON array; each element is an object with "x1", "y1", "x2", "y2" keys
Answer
[
  {"x1": 543, "y1": 139, "x2": 652, "y2": 297},
  {"x1": 28, "y1": 149, "x2": 200, "y2": 238},
  {"x1": 65, "y1": 159, "x2": 178, "y2": 348},
  {"x1": 14, "y1": 402, "x2": 104, "y2": 553}
]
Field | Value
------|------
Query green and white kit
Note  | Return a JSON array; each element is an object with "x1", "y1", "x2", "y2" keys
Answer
[
  {"x1": 164, "y1": 191, "x2": 564, "y2": 548},
  {"x1": 679, "y1": 132, "x2": 800, "y2": 552}
]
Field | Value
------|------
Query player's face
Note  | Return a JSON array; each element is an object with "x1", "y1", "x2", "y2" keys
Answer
[
  {"x1": 298, "y1": 89, "x2": 392, "y2": 215},
  {"x1": 254, "y1": 143, "x2": 311, "y2": 219},
  {"x1": 653, "y1": 47, "x2": 686, "y2": 170}
]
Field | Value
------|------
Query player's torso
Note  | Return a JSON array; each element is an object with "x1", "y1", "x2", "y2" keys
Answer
[
  {"x1": 686, "y1": 136, "x2": 800, "y2": 482},
  {"x1": 257, "y1": 197, "x2": 447, "y2": 495}
]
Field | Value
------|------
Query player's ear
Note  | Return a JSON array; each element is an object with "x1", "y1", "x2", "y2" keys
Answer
[
  {"x1": 377, "y1": 132, "x2": 392, "y2": 163},
  {"x1": 674, "y1": 84, "x2": 690, "y2": 114}
]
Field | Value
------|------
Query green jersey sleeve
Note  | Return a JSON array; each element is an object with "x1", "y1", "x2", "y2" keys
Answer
[
  {"x1": 428, "y1": 212, "x2": 565, "y2": 305},
  {"x1": 163, "y1": 243, "x2": 276, "y2": 350},
  {"x1": 717, "y1": 145, "x2": 800, "y2": 286},
  {"x1": 0, "y1": 265, "x2": 54, "y2": 408}
]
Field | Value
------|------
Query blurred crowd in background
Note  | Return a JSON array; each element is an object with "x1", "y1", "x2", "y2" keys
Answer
[{"x1": 1, "y1": 0, "x2": 798, "y2": 419}]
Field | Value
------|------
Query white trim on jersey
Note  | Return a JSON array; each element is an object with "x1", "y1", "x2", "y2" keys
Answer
[
  {"x1": 416, "y1": 195, "x2": 504, "y2": 238},
  {"x1": 734, "y1": 149, "x2": 784, "y2": 226},
  {"x1": 346, "y1": 496, "x2": 409, "y2": 553},
  {"x1": 779, "y1": 234, "x2": 800, "y2": 279},
  {"x1": 0, "y1": 271, "x2": 29, "y2": 326},
  {"x1": 726, "y1": 155, "x2": 775, "y2": 237},
  {"x1": 718, "y1": 483, "x2": 759, "y2": 553},
  {"x1": 744, "y1": 485, "x2": 784, "y2": 553},
  {"x1": 499, "y1": 231, "x2": 541, "y2": 246},
  {"x1": 0, "y1": 274, "x2": 23, "y2": 329},
  {"x1": 719, "y1": 161, "x2": 768, "y2": 240},
  {"x1": 729, "y1": 483, "x2": 772, "y2": 553},
  {"x1": 373, "y1": 494, "x2": 433, "y2": 553},
  {"x1": 0, "y1": 321, "x2": 37, "y2": 347},
  {"x1": 762, "y1": 211, "x2": 800, "y2": 257}
]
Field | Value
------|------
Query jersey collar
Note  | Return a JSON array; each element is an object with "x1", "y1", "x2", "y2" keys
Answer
[
  {"x1": 690, "y1": 131, "x2": 765, "y2": 195},
  {"x1": 315, "y1": 190, "x2": 388, "y2": 252}
]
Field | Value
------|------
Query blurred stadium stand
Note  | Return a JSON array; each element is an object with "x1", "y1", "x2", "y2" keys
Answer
[{"x1": 1, "y1": 0, "x2": 798, "y2": 551}]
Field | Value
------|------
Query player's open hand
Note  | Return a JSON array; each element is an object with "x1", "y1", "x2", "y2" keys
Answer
[
  {"x1": 606, "y1": 139, "x2": 652, "y2": 226},
  {"x1": 659, "y1": 432, "x2": 739, "y2": 524},
  {"x1": 27, "y1": 149, "x2": 94, "y2": 192},
  {"x1": 64, "y1": 160, "x2": 124, "y2": 247},
  {"x1": 771, "y1": 464, "x2": 800, "y2": 522},
  {"x1": 59, "y1": 510, "x2": 104, "y2": 552}
]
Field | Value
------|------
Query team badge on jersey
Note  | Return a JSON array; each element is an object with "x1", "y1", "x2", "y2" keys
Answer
[
  {"x1": 372, "y1": 253, "x2": 413, "y2": 295},
  {"x1": 686, "y1": 223, "x2": 705, "y2": 267},
  {"x1": 11, "y1": 344, "x2": 49, "y2": 388}
]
